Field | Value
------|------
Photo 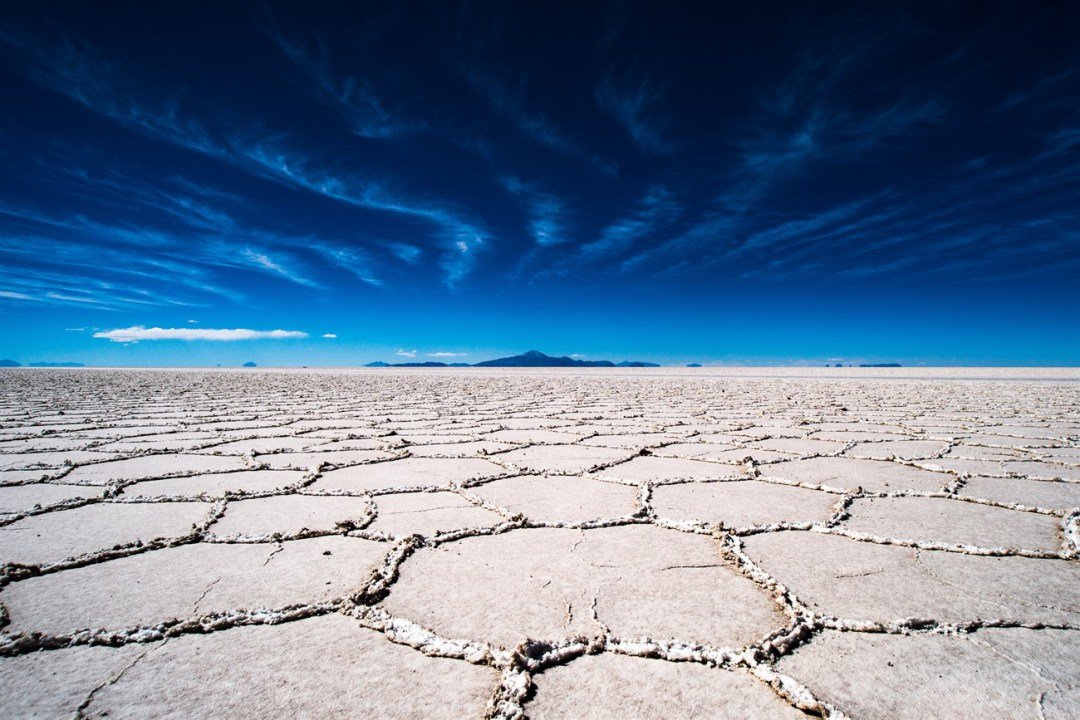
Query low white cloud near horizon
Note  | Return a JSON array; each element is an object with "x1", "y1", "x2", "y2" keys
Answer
[{"x1": 93, "y1": 326, "x2": 309, "y2": 343}]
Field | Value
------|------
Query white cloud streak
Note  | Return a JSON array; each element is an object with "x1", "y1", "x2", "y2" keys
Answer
[
  {"x1": 240, "y1": 248, "x2": 320, "y2": 287},
  {"x1": 93, "y1": 326, "x2": 308, "y2": 343}
]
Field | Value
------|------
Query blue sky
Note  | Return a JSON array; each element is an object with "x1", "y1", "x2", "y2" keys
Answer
[{"x1": 1, "y1": 1, "x2": 1077, "y2": 366}]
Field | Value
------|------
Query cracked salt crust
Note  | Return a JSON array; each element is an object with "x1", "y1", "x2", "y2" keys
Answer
[
  {"x1": 0, "y1": 450, "x2": 120, "y2": 470},
  {"x1": 82, "y1": 614, "x2": 496, "y2": 719},
  {"x1": 485, "y1": 428, "x2": 588, "y2": 444},
  {"x1": 58, "y1": 454, "x2": 251, "y2": 485},
  {"x1": 526, "y1": 652, "x2": 807, "y2": 719},
  {"x1": 368, "y1": 491, "x2": 505, "y2": 537},
  {"x1": 742, "y1": 530, "x2": 1080, "y2": 626},
  {"x1": 407, "y1": 440, "x2": 518, "y2": 457},
  {"x1": 255, "y1": 448, "x2": 394, "y2": 470},
  {"x1": 775, "y1": 628, "x2": 1080, "y2": 720},
  {"x1": 470, "y1": 475, "x2": 639, "y2": 523},
  {"x1": 2, "y1": 535, "x2": 387, "y2": 637},
  {"x1": 119, "y1": 469, "x2": 306, "y2": 499},
  {"x1": 313, "y1": 456, "x2": 507, "y2": 493},
  {"x1": 843, "y1": 495, "x2": 1065, "y2": 552},
  {"x1": 760, "y1": 456, "x2": 953, "y2": 493},
  {"x1": 493, "y1": 443, "x2": 632, "y2": 473},
  {"x1": 595, "y1": 455, "x2": 746, "y2": 483},
  {"x1": 0, "y1": 367, "x2": 1077, "y2": 718},
  {"x1": 381, "y1": 524, "x2": 787, "y2": 649},
  {"x1": 750, "y1": 437, "x2": 847, "y2": 455},
  {"x1": 652, "y1": 479, "x2": 838, "y2": 528},
  {"x1": 0, "y1": 501, "x2": 213, "y2": 567},
  {"x1": 206, "y1": 494, "x2": 374, "y2": 538},
  {"x1": 0, "y1": 641, "x2": 148, "y2": 717},
  {"x1": 1003, "y1": 460, "x2": 1080, "y2": 482},
  {"x1": 0, "y1": 483, "x2": 103, "y2": 516},
  {"x1": 845, "y1": 439, "x2": 951, "y2": 460},
  {"x1": 958, "y1": 476, "x2": 1080, "y2": 513}
]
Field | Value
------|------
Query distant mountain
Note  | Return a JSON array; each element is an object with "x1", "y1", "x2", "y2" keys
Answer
[
  {"x1": 686, "y1": 363, "x2": 702, "y2": 367},
  {"x1": 28, "y1": 362, "x2": 85, "y2": 367},
  {"x1": 0, "y1": 359, "x2": 21, "y2": 367},
  {"x1": 473, "y1": 350, "x2": 615, "y2": 367},
  {"x1": 363, "y1": 350, "x2": 662, "y2": 368},
  {"x1": 242, "y1": 361, "x2": 257, "y2": 367}
]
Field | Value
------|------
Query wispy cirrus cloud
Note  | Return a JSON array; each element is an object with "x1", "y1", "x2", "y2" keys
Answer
[
  {"x1": 262, "y1": 21, "x2": 422, "y2": 140},
  {"x1": 0, "y1": 254, "x2": 216, "y2": 312},
  {"x1": 0, "y1": 199, "x2": 315, "y2": 307},
  {"x1": 93, "y1": 326, "x2": 308, "y2": 343},
  {"x1": 240, "y1": 248, "x2": 319, "y2": 288},
  {"x1": 464, "y1": 69, "x2": 565, "y2": 149},
  {"x1": 426, "y1": 351, "x2": 466, "y2": 357},
  {"x1": 321, "y1": 333, "x2": 337, "y2": 339},
  {"x1": 463, "y1": 68, "x2": 617, "y2": 176},
  {"x1": 723, "y1": 13, "x2": 944, "y2": 207},
  {"x1": 592, "y1": 14, "x2": 969, "y2": 281},
  {"x1": 310, "y1": 245, "x2": 383, "y2": 287},
  {"x1": 394, "y1": 348, "x2": 418, "y2": 358},
  {"x1": 34, "y1": 163, "x2": 241, "y2": 235},
  {"x1": 624, "y1": 147, "x2": 1079, "y2": 284},
  {"x1": 0, "y1": 290, "x2": 34, "y2": 301},
  {"x1": 578, "y1": 186, "x2": 681, "y2": 262},
  {"x1": 2, "y1": 4, "x2": 1072, "y2": 314},
  {"x1": 1041, "y1": 126, "x2": 1080, "y2": 160},
  {"x1": 596, "y1": 69, "x2": 677, "y2": 155},
  {"x1": 1, "y1": 28, "x2": 487, "y2": 286},
  {"x1": 500, "y1": 176, "x2": 569, "y2": 246},
  {"x1": 1001, "y1": 67, "x2": 1078, "y2": 110},
  {"x1": 207, "y1": 141, "x2": 486, "y2": 287},
  {"x1": 1, "y1": 154, "x2": 396, "y2": 301},
  {"x1": 733, "y1": 100, "x2": 943, "y2": 186},
  {"x1": 388, "y1": 243, "x2": 422, "y2": 264},
  {"x1": 722, "y1": 194, "x2": 885, "y2": 261}
]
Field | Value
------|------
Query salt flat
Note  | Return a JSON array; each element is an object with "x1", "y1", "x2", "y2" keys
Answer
[{"x1": 0, "y1": 367, "x2": 1077, "y2": 719}]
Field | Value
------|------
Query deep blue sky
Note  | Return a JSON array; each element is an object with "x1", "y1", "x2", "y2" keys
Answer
[{"x1": 1, "y1": 1, "x2": 1077, "y2": 366}]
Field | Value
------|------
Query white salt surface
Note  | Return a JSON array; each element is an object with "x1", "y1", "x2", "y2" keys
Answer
[{"x1": 0, "y1": 367, "x2": 1077, "y2": 718}]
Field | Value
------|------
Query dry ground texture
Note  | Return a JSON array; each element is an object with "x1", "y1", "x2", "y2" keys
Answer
[{"x1": 0, "y1": 367, "x2": 1077, "y2": 719}]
